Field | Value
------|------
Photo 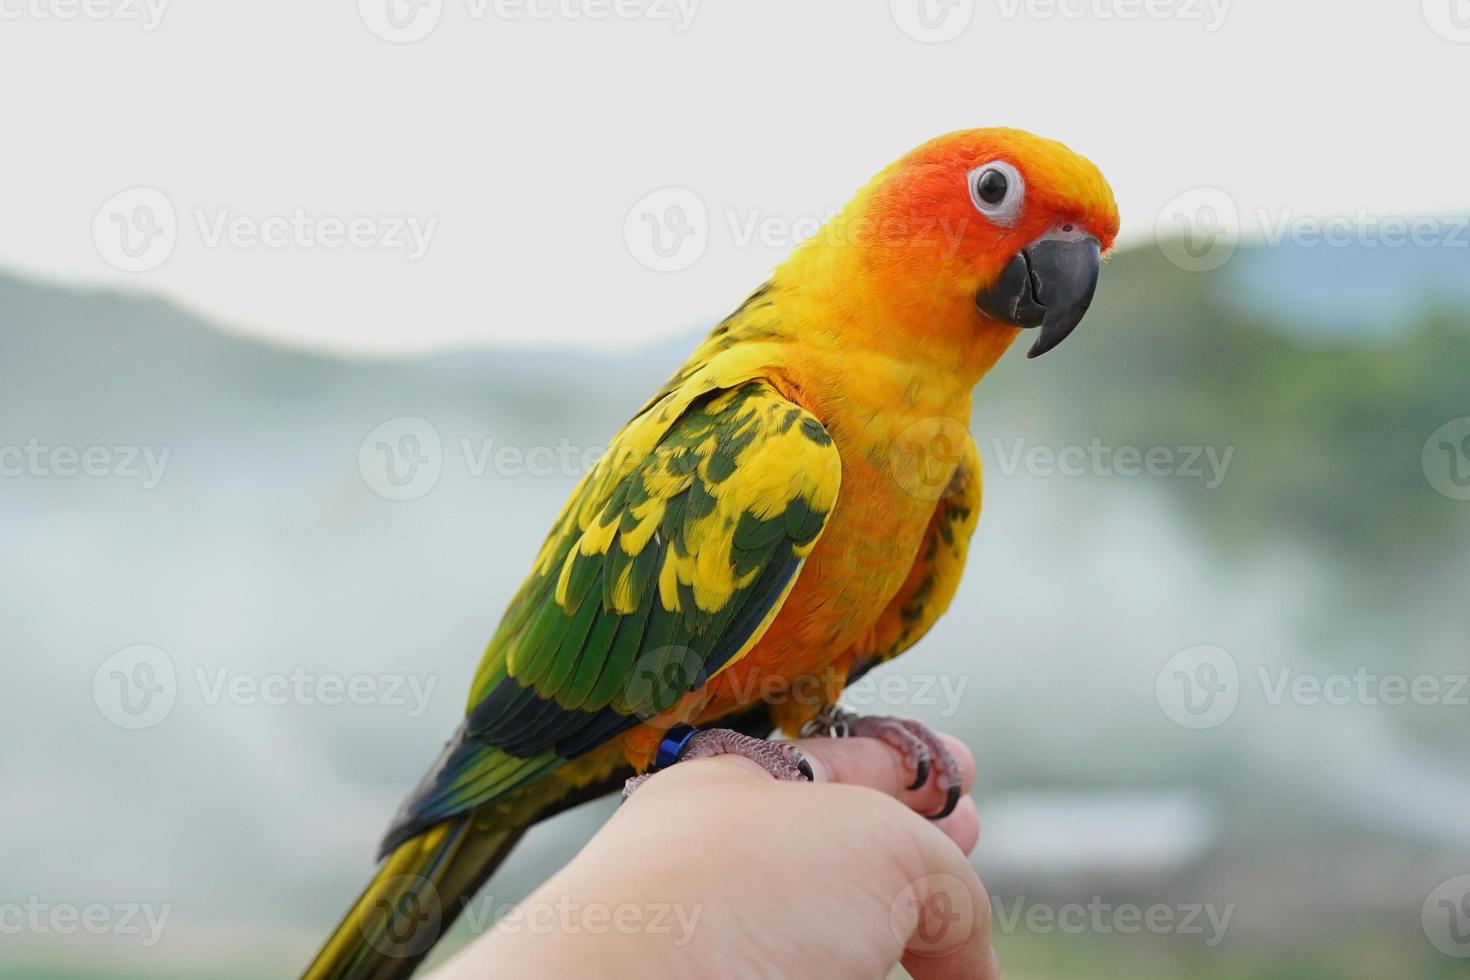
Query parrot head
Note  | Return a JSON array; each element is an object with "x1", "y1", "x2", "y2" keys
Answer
[{"x1": 786, "y1": 128, "x2": 1119, "y2": 363}]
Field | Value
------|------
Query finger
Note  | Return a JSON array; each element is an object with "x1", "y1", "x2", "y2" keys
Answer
[
  {"x1": 904, "y1": 943, "x2": 1002, "y2": 980},
  {"x1": 795, "y1": 733, "x2": 976, "y2": 816},
  {"x1": 886, "y1": 818, "x2": 999, "y2": 980},
  {"x1": 618, "y1": 751, "x2": 792, "y2": 802},
  {"x1": 651, "y1": 752, "x2": 977, "y2": 858},
  {"x1": 930, "y1": 794, "x2": 981, "y2": 854}
]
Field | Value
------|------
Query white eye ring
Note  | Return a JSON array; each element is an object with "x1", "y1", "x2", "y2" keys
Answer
[{"x1": 967, "y1": 160, "x2": 1025, "y2": 227}]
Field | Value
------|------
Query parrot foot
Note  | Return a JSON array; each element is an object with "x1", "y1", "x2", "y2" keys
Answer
[
  {"x1": 621, "y1": 726, "x2": 814, "y2": 800},
  {"x1": 801, "y1": 706, "x2": 963, "y2": 820}
]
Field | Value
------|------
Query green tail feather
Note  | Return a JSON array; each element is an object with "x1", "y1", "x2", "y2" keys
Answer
[
  {"x1": 301, "y1": 817, "x2": 524, "y2": 980},
  {"x1": 302, "y1": 703, "x2": 780, "y2": 979}
]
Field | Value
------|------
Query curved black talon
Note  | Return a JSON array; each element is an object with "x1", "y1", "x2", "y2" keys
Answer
[
  {"x1": 929, "y1": 785, "x2": 962, "y2": 821},
  {"x1": 796, "y1": 756, "x2": 815, "y2": 781},
  {"x1": 906, "y1": 753, "x2": 931, "y2": 792}
]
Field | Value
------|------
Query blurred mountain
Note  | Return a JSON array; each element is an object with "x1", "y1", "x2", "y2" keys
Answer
[{"x1": 2, "y1": 238, "x2": 1468, "y2": 979}]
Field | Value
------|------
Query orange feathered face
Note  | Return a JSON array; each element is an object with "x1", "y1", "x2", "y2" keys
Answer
[{"x1": 859, "y1": 128, "x2": 1120, "y2": 357}]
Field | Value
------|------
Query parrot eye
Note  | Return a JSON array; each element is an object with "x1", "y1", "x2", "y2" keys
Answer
[
  {"x1": 976, "y1": 169, "x2": 1008, "y2": 204},
  {"x1": 967, "y1": 161, "x2": 1025, "y2": 226}
]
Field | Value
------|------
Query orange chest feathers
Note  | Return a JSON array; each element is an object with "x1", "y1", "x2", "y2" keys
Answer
[{"x1": 700, "y1": 430, "x2": 953, "y2": 722}]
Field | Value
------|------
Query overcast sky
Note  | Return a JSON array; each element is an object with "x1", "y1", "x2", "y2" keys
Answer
[{"x1": 2, "y1": 0, "x2": 1466, "y2": 353}]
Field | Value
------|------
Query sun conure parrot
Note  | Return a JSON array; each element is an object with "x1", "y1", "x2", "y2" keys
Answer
[{"x1": 304, "y1": 127, "x2": 1119, "y2": 979}]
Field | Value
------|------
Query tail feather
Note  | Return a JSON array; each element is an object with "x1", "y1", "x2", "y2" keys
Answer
[
  {"x1": 303, "y1": 705, "x2": 780, "y2": 980},
  {"x1": 301, "y1": 817, "x2": 523, "y2": 980}
]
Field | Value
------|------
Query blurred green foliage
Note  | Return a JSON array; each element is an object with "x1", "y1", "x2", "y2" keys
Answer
[{"x1": 979, "y1": 246, "x2": 1470, "y2": 570}]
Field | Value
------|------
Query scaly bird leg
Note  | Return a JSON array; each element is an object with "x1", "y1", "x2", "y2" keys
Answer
[
  {"x1": 622, "y1": 725, "x2": 814, "y2": 799},
  {"x1": 801, "y1": 706, "x2": 964, "y2": 819}
]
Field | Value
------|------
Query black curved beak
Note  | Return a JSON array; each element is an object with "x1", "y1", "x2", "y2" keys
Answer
[{"x1": 975, "y1": 232, "x2": 1102, "y2": 358}]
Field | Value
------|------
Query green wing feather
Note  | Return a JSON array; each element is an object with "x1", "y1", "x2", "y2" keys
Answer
[{"x1": 380, "y1": 380, "x2": 840, "y2": 854}]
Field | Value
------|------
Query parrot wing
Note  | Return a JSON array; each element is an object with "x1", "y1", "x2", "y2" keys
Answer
[
  {"x1": 380, "y1": 379, "x2": 841, "y2": 854},
  {"x1": 850, "y1": 432, "x2": 981, "y2": 679}
]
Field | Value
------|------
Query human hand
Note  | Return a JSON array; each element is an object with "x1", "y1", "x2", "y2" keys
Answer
[{"x1": 429, "y1": 732, "x2": 997, "y2": 980}]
